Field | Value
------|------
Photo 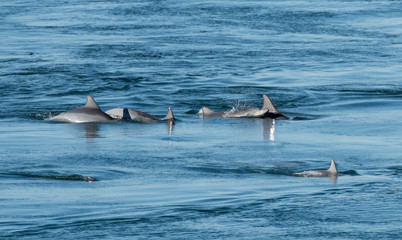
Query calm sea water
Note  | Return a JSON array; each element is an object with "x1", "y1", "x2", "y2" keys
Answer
[{"x1": 1, "y1": 0, "x2": 401, "y2": 239}]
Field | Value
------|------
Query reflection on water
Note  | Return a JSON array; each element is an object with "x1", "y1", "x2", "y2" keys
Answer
[
  {"x1": 73, "y1": 123, "x2": 102, "y2": 139},
  {"x1": 330, "y1": 174, "x2": 338, "y2": 184},
  {"x1": 263, "y1": 119, "x2": 276, "y2": 141},
  {"x1": 166, "y1": 121, "x2": 174, "y2": 135},
  {"x1": 83, "y1": 123, "x2": 101, "y2": 138},
  {"x1": 72, "y1": 121, "x2": 173, "y2": 140}
]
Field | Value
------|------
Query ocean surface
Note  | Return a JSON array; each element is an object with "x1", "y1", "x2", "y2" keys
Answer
[{"x1": 1, "y1": 0, "x2": 401, "y2": 239}]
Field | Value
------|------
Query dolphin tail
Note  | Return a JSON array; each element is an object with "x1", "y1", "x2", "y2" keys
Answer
[
  {"x1": 162, "y1": 107, "x2": 175, "y2": 123},
  {"x1": 328, "y1": 158, "x2": 338, "y2": 175},
  {"x1": 84, "y1": 95, "x2": 101, "y2": 109},
  {"x1": 262, "y1": 94, "x2": 279, "y2": 113}
]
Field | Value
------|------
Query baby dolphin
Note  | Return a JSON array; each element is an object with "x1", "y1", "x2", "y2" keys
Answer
[
  {"x1": 106, "y1": 107, "x2": 175, "y2": 124},
  {"x1": 50, "y1": 95, "x2": 113, "y2": 123},
  {"x1": 198, "y1": 94, "x2": 288, "y2": 119},
  {"x1": 294, "y1": 158, "x2": 338, "y2": 177}
]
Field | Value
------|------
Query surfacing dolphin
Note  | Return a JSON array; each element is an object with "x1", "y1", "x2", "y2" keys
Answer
[
  {"x1": 198, "y1": 94, "x2": 289, "y2": 119},
  {"x1": 294, "y1": 158, "x2": 338, "y2": 177},
  {"x1": 106, "y1": 107, "x2": 175, "y2": 124},
  {"x1": 50, "y1": 95, "x2": 113, "y2": 123}
]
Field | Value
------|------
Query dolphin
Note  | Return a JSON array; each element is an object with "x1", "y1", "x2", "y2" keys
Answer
[
  {"x1": 105, "y1": 107, "x2": 175, "y2": 124},
  {"x1": 294, "y1": 158, "x2": 338, "y2": 177},
  {"x1": 198, "y1": 94, "x2": 289, "y2": 119},
  {"x1": 50, "y1": 95, "x2": 113, "y2": 123}
]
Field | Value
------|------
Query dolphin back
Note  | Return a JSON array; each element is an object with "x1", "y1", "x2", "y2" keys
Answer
[
  {"x1": 106, "y1": 107, "x2": 174, "y2": 123},
  {"x1": 50, "y1": 95, "x2": 113, "y2": 123},
  {"x1": 294, "y1": 158, "x2": 338, "y2": 177},
  {"x1": 199, "y1": 107, "x2": 215, "y2": 115}
]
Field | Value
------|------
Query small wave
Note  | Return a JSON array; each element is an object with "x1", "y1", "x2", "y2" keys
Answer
[
  {"x1": 290, "y1": 114, "x2": 321, "y2": 121},
  {"x1": 186, "y1": 166, "x2": 244, "y2": 175},
  {"x1": 186, "y1": 165, "x2": 295, "y2": 177},
  {"x1": 185, "y1": 109, "x2": 200, "y2": 114},
  {"x1": 340, "y1": 170, "x2": 359, "y2": 176},
  {"x1": 6, "y1": 172, "x2": 98, "y2": 182}
]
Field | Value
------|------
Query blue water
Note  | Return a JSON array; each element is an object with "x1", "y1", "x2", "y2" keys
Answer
[{"x1": 1, "y1": 0, "x2": 401, "y2": 239}]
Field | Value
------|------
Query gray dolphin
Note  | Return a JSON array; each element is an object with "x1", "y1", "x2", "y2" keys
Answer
[
  {"x1": 294, "y1": 158, "x2": 338, "y2": 177},
  {"x1": 50, "y1": 95, "x2": 113, "y2": 123},
  {"x1": 198, "y1": 94, "x2": 289, "y2": 119},
  {"x1": 106, "y1": 107, "x2": 175, "y2": 124}
]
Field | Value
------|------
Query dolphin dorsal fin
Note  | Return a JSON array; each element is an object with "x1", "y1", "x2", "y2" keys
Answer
[
  {"x1": 262, "y1": 94, "x2": 279, "y2": 113},
  {"x1": 84, "y1": 95, "x2": 100, "y2": 109},
  {"x1": 122, "y1": 108, "x2": 131, "y2": 120},
  {"x1": 201, "y1": 107, "x2": 215, "y2": 115},
  {"x1": 162, "y1": 107, "x2": 175, "y2": 122},
  {"x1": 328, "y1": 158, "x2": 338, "y2": 175}
]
